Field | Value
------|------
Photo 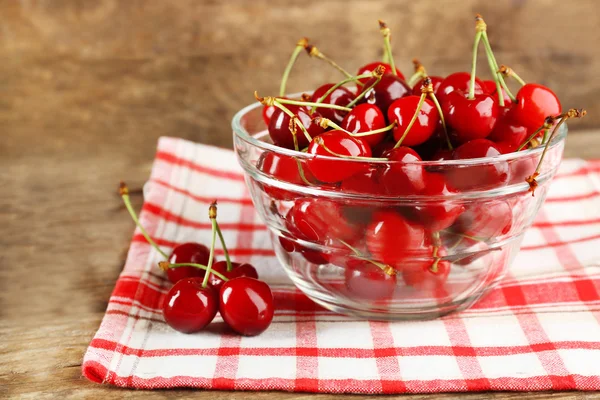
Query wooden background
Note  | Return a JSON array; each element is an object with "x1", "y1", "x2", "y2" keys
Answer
[{"x1": 1, "y1": 0, "x2": 599, "y2": 398}]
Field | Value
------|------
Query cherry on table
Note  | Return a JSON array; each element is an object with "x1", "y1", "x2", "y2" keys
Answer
[
  {"x1": 442, "y1": 90, "x2": 499, "y2": 143},
  {"x1": 166, "y1": 242, "x2": 211, "y2": 283},
  {"x1": 512, "y1": 83, "x2": 561, "y2": 130},
  {"x1": 357, "y1": 61, "x2": 405, "y2": 84},
  {"x1": 208, "y1": 261, "x2": 259, "y2": 292},
  {"x1": 268, "y1": 105, "x2": 324, "y2": 149},
  {"x1": 220, "y1": 277, "x2": 274, "y2": 336},
  {"x1": 344, "y1": 260, "x2": 397, "y2": 301},
  {"x1": 359, "y1": 73, "x2": 411, "y2": 113},
  {"x1": 448, "y1": 139, "x2": 509, "y2": 191},
  {"x1": 412, "y1": 76, "x2": 443, "y2": 96},
  {"x1": 341, "y1": 103, "x2": 387, "y2": 147},
  {"x1": 435, "y1": 72, "x2": 485, "y2": 104},
  {"x1": 307, "y1": 130, "x2": 372, "y2": 183},
  {"x1": 311, "y1": 83, "x2": 355, "y2": 123},
  {"x1": 162, "y1": 278, "x2": 218, "y2": 333},
  {"x1": 387, "y1": 95, "x2": 439, "y2": 147}
]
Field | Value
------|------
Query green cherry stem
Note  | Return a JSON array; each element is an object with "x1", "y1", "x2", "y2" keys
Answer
[
  {"x1": 276, "y1": 97, "x2": 352, "y2": 112},
  {"x1": 474, "y1": 15, "x2": 505, "y2": 106},
  {"x1": 379, "y1": 20, "x2": 398, "y2": 77},
  {"x1": 517, "y1": 118, "x2": 553, "y2": 151},
  {"x1": 311, "y1": 72, "x2": 374, "y2": 113},
  {"x1": 421, "y1": 76, "x2": 452, "y2": 150},
  {"x1": 201, "y1": 202, "x2": 219, "y2": 288},
  {"x1": 339, "y1": 240, "x2": 396, "y2": 276},
  {"x1": 159, "y1": 261, "x2": 229, "y2": 282},
  {"x1": 345, "y1": 65, "x2": 385, "y2": 108},
  {"x1": 393, "y1": 92, "x2": 427, "y2": 149},
  {"x1": 315, "y1": 136, "x2": 387, "y2": 160},
  {"x1": 481, "y1": 33, "x2": 516, "y2": 102},
  {"x1": 279, "y1": 38, "x2": 309, "y2": 97},
  {"x1": 498, "y1": 65, "x2": 527, "y2": 87},
  {"x1": 351, "y1": 122, "x2": 396, "y2": 137},
  {"x1": 407, "y1": 59, "x2": 427, "y2": 87},
  {"x1": 305, "y1": 43, "x2": 360, "y2": 84},
  {"x1": 119, "y1": 182, "x2": 168, "y2": 259},
  {"x1": 256, "y1": 92, "x2": 314, "y2": 144},
  {"x1": 215, "y1": 224, "x2": 232, "y2": 272},
  {"x1": 468, "y1": 30, "x2": 483, "y2": 100}
]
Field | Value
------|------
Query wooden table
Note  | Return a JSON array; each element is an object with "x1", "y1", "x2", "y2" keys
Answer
[{"x1": 2, "y1": 1, "x2": 600, "y2": 398}]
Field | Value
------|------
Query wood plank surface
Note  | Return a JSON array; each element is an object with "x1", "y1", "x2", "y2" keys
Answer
[{"x1": 1, "y1": 0, "x2": 599, "y2": 398}]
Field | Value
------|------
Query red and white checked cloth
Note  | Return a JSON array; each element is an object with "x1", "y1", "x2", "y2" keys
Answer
[{"x1": 82, "y1": 137, "x2": 600, "y2": 394}]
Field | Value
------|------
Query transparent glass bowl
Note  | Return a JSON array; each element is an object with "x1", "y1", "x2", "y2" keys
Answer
[{"x1": 232, "y1": 99, "x2": 566, "y2": 320}]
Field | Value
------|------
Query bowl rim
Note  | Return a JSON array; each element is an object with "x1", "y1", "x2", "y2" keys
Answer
[{"x1": 232, "y1": 92, "x2": 567, "y2": 166}]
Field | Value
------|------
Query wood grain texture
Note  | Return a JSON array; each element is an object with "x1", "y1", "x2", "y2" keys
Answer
[{"x1": 1, "y1": 0, "x2": 599, "y2": 398}]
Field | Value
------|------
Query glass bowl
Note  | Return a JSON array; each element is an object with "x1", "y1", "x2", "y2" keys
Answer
[{"x1": 232, "y1": 98, "x2": 566, "y2": 320}]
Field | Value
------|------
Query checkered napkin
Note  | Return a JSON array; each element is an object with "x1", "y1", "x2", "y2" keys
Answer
[{"x1": 82, "y1": 137, "x2": 600, "y2": 393}]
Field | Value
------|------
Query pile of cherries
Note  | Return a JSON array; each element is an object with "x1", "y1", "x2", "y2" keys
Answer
[
  {"x1": 120, "y1": 183, "x2": 274, "y2": 336},
  {"x1": 254, "y1": 16, "x2": 585, "y2": 299}
]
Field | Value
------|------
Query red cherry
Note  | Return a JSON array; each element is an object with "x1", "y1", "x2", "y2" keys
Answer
[
  {"x1": 344, "y1": 260, "x2": 397, "y2": 301},
  {"x1": 414, "y1": 173, "x2": 464, "y2": 231},
  {"x1": 436, "y1": 72, "x2": 485, "y2": 104},
  {"x1": 341, "y1": 167, "x2": 386, "y2": 196},
  {"x1": 402, "y1": 248, "x2": 450, "y2": 291},
  {"x1": 359, "y1": 73, "x2": 411, "y2": 113},
  {"x1": 357, "y1": 61, "x2": 405, "y2": 84},
  {"x1": 257, "y1": 152, "x2": 315, "y2": 200},
  {"x1": 279, "y1": 236, "x2": 296, "y2": 252},
  {"x1": 388, "y1": 96, "x2": 439, "y2": 146},
  {"x1": 482, "y1": 80, "x2": 512, "y2": 106},
  {"x1": 220, "y1": 277, "x2": 274, "y2": 336},
  {"x1": 284, "y1": 207, "x2": 329, "y2": 265},
  {"x1": 448, "y1": 139, "x2": 509, "y2": 191},
  {"x1": 262, "y1": 104, "x2": 276, "y2": 125},
  {"x1": 453, "y1": 201, "x2": 512, "y2": 240},
  {"x1": 366, "y1": 210, "x2": 427, "y2": 266},
  {"x1": 371, "y1": 137, "x2": 396, "y2": 157},
  {"x1": 311, "y1": 83, "x2": 355, "y2": 123},
  {"x1": 208, "y1": 261, "x2": 259, "y2": 292},
  {"x1": 341, "y1": 103, "x2": 387, "y2": 147},
  {"x1": 487, "y1": 107, "x2": 528, "y2": 151},
  {"x1": 166, "y1": 242, "x2": 211, "y2": 283},
  {"x1": 307, "y1": 130, "x2": 371, "y2": 183},
  {"x1": 268, "y1": 105, "x2": 324, "y2": 149},
  {"x1": 429, "y1": 148, "x2": 454, "y2": 162},
  {"x1": 412, "y1": 76, "x2": 443, "y2": 95},
  {"x1": 162, "y1": 278, "x2": 218, "y2": 333},
  {"x1": 512, "y1": 83, "x2": 561, "y2": 130},
  {"x1": 381, "y1": 146, "x2": 427, "y2": 195},
  {"x1": 442, "y1": 91, "x2": 499, "y2": 142},
  {"x1": 287, "y1": 198, "x2": 359, "y2": 245}
]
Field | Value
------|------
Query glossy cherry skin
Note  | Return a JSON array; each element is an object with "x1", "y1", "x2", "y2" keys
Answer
[
  {"x1": 344, "y1": 260, "x2": 397, "y2": 301},
  {"x1": 482, "y1": 80, "x2": 512, "y2": 106},
  {"x1": 287, "y1": 198, "x2": 359, "y2": 245},
  {"x1": 257, "y1": 152, "x2": 315, "y2": 200},
  {"x1": 402, "y1": 247, "x2": 450, "y2": 291},
  {"x1": 453, "y1": 200, "x2": 513, "y2": 240},
  {"x1": 436, "y1": 72, "x2": 485, "y2": 104},
  {"x1": 412, "y1": 76, "x2": 443, "y2": 96},
  {"x1": 381, "y1": 146, "x2": 427, "y2": 195},
  {"x1": 311, "y1": 83, "x2": 355, "y2": 123},
  {"x1": 341, "y1": 103, "x2": 387, "y2": 147},
  {"x1": 357, "y1": 61, "x2": 404, "y2": 84},
  {"x1": 448, "y1": 139, "x2": 509, "y2": 191},
  {"x1": 307, "y1": 130, "x2": 372, "y2": 183},
  {"x1": 284, "y1": 208, "x2": 329, "y2": 265},
  {"x1": 388, "y1": 96, "x2": 439, "y2": 147},
  {"x1": 341, "y1": 167, "x2": 387, "y2": 196},
  {"x1": 366, "y1": 210, "x2": 427, "y2": 266},
  {"x1": 220, "y1": 277, "x2": 274, "y2": 336},
  {"x1": 487, "y1": 107, "x2": 529, "y2": 152},
  {"x1": 208, "y1": 261, "x2": 259, "y2": 292},
  {"x1": 268, "y1": 105, "x2": 324, "y2": 149},
  {"x1": 414, "y1": 173, "x2": 464, "y2": 231},
  {"x1": 512, "y1": 83, "x2": 561, "y2": 130},
  {"x1": 166, "y1": 242, "x2": 211, "y2": 283},
  {"x1": 442, "y1": 91, "x2": 499, "y2": 143},
  {"x1": 262, "y1": 104, "x2": 276, "y2": 125},
  {"x1": 162, "y1": 278, "x2": 218, "y2": 333},
  {"x1": 359, "y1": 73, "x2": 411, "y2": 113}
]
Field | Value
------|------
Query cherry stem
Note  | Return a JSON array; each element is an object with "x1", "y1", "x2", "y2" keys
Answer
[
  {"x1": 381, "y1": 44, "x2": 390, "y2": 64},
  {"x1": 288, "y1": 120, "x2": 316, "y2": 186},
  {"x1": 315, "y1": 136, "x2": 387, "y2": 160},
  {"x1": 430, "y1": 232, "x2": 442, "y2": 274},
  {"x1": 420, "y1": 76, "x2": 452, "y2": 151},
  {"x1": 255, "y1": 94, "x2": 313, "y2": 143},
  {"x1": 159, "y1": 261, "x2": 229, "y2": 282},
  {"x1": 201, "y1": 203, "x2": 218, "y2": 288},
  {"x1": 279, "y1": 38, "x2": 309, "y2": 97},
  {"x1": 468, "y1": 31, "x2": 483, "y2": 100},
  {"x1": 517, "y1": 119, "x2": 553, "y2": 151},
  {"x1": 499, "y1": 65, "x2": 526, "y2": 87},
  {"x1": 351, "y1": 122, "x2": 396, "y2": 137},
  {"x1": 479, "y1": 32, "x2": 515, "y2": 104},
  {"x1": 379, "y1": 20, "x2": 397, "y2": 77},
  {"x1": 119, "y1": 182, "x2": 168, "y2": 259},
  {"x1": 393, "y1": 92, "x2": 427, "y2": 149},
  {"x1": 215, "y1": 224, "x2": 232, "y2": 272},
  {"x1": 304, "y1": 43, "x2": 360, "y2": 84},
  {"x1": 408, "y1": 59, "x2": 427, "y2": 87},
  {"x1": 441, "y1": 229, "x2": 486, "y2": 243},
  {"x1": 276, "y1": 97, "x2": 352, "y2": 112},
  {"x1": 311, "y1": 73, "x2": 374, "y2": 114},
  {"x1": 339, "y1": 240, "x2": 396, "y2": 276},
  {"x1": 345, "y1": 66, "x2": 385, "y2": 108}
]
